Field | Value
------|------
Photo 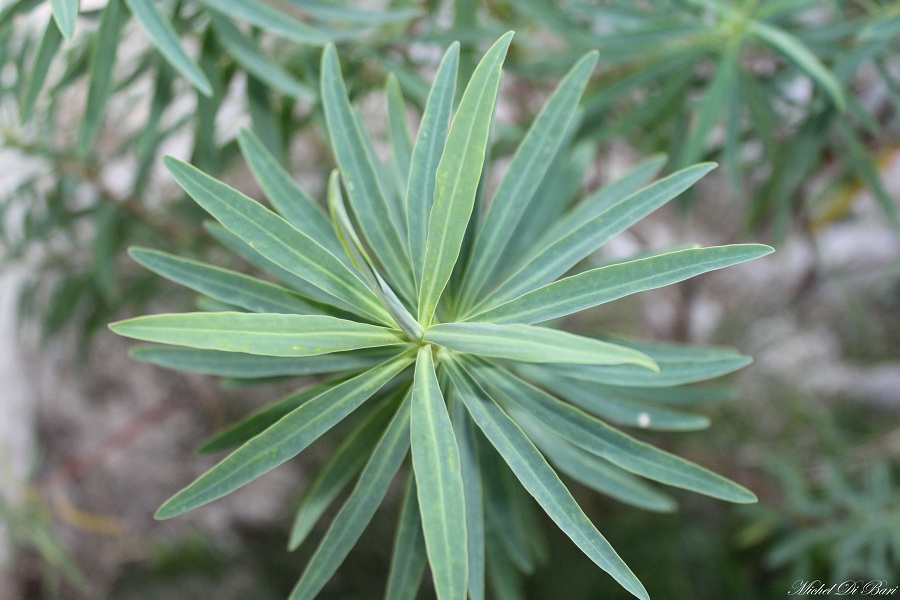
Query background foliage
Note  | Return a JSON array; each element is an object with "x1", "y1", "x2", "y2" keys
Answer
[{"x1": 0, "y1": 0, "x2": 898, "y2": 599}]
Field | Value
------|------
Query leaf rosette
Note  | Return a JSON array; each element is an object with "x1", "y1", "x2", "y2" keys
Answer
[{"x1": 110, "y1": 33, "x2": 773, "y2": 600}]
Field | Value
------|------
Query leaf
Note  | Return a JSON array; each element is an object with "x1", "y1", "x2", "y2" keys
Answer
[
  {"x1": 124, "y1": 0, "x2": 213, "y2": 96},
  {"x1": 444, "y1": 359, "x2": 649, "y2": 600},
  {"x1": 321, "y1": 44, "x2": 413, "y2": 295},
  {"x1": 411, "y1": 346, "x2": 467, "y2": 600},
  {"x1": 129, "y1": 247, "x2": 326, "y2": 315},
  {"x1": 109, "y1": 312, "x2": 404, "y2": 357},
  {"x1": 748, "y1": 20, "x2": 845, "y2": 111},
  {"x1": 49, "y1": 0, "x2": 77, "y2": 38},
  {"x1": 481, "y1": 163, "x2": 716, "y2": 310},
  {"x1": 77, "y1": 0, "x2": 125, "y2": 153},
  {"x1": 523, "y1": 423, "x2": 676, "y2": 513},
  {"x1": 165, "y1": 157, "x2": 391, "y2": 324},
  {"x1": 516, "y1": 365, "x2": 710, "y2": 432},
  {"x1": 417, "y1": 32, "x2": 513, "y2": 325},
  {"x1": 155, "y1": 353, "x2": 413, "y2": 519},
  {"x1": 407, "y1": 43, "x2": 460, "y2": 286},
  {"x1": 209, "y1": 12, "x2": 313, "y2": 99},
  {"x1": 199, "y1": 0, "x2": 329, "y2": 45},
  {"x1": 386, "y1": 74, "x2": 413, "y2": 192},
  {"x1": 470, "y1": 245, "x2": 774, "y2": 324},
  {"x1": 449, "y1": 390, "x2": 485, "y2": 600},
  {"x1": 129, "y1": 345, "x2": 397, "y2": 379},
  {"x1": 424, "y1": 322, "x2": 657, "y2": 370},
  {"x1": 532, "y1": 153, "x2": 667, "y2": 258},
  {"x1": 384, "y1": 473, "x2": 427, "y2": 600},
  {"x1": 678, "y1": 39, "x2": 740, "y2": 167},
  {"x1": 544, "y1": 338, "x2": 752, "y2": 387},
  {"x1": 197, "y1": 379, "x2": 345, "y2": 454},
  {"x1": 288, "y1": 396, "x2": 398, "y2": 549},
  {"x1": 236, "y1": 129, "x2": 344, "y2": 257},
  {"x1": 20, "y1": 16, "x2": 63, "y2": 123},
  {"x1": 289, "y1": 394, "x2": 411, "y2": 600},
  {"x1": 283, "y1": 0, "x2": 419, "y2": 26},
  {"x1": 472, "y1": 362, "x2": 757, "y2": 504},
  {"x1": 457, "y1": 51, "x2": 598, "y2": 313}
]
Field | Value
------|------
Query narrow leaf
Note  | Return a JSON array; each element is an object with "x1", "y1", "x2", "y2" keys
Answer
[
  {"x1": 386, "y1": 73, "x2": 413, "y2": 190},
  {"x1": 412, "y1": 346, "x2": 467, "y2": 600},
  {"x1": 20, "y1": 17, "x2": 63, "y2": 123},
  {"x1": 749, "y1": 20, "x2": 845, "y2": 111},
  {"x1": 209, "y1": 12, "x2": 313, "y2": 98},
  {"x1": 129, "y1": 247, "x2": 326, "y2": 315},
  {"x1": 444, "y1": 359, "x2": 649, "y2": 600},
  {"x1": 321, "y1": 44, "x2": 413, "y2": 295},
  {"x1": 237, "y1": 129, "x2": 343, "y2": 258},
  {"x1": 199, "y1": 0, "x2": 329, "y2": 45},
  {"x1": 450, "y1": 392, "x2": 485, "y2": 600},
  {"x1": 109, "y1": 312, "x2": 403, "y2": 357},
  {"x1": 384, "y1": 473, "x2": 427, "y2": 600},
  {"x1": 289, "y1": 395, "x2": 411, "y2": 600},
  {"x1": 155, "y1": 354, "x2": 413, "y2": 519},
  {"x1": 165, "y1": 156, "x2": 391, "y2": 323},
  {"x1": 77, "y1": 0, "x2": 124, "y2": 152},
  {"x1": 288, "y1": 397, "x2": 398, "y2": 549},
  {"x1": 125, "y1": 0, "x2": 212, "y2": 96},
  {"x1": 471, "y1": 245, "x2": 774, "y2": 324},
  {"x1": 130, "y1": 345, "x2": 398, "y2": 380},
  {"x1": 457, "y1": 51, "x2": 598, "y2": 312},
  {"x1": 473, "y1": 362, "x2": 757, "y2": 504},
  {"x1": 417, "y1": 32, "x2": 513, "y2": 325},
  {"x1": 424, "y1": 322, "x2": 657, "y2": 370},
  {"x1": 407, "y1": 43, "x2": 460, "y2": 286},
  {"x1": 483, "y1": 163, "x2": 716, "y2": 309},
  {"x1": 49, "y1": 0, "x2": 77, "y2": 38}
]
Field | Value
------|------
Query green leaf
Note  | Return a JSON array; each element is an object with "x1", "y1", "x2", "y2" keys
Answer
[
  {"x1": 417, "y1": 32, "x2": 513, "y2": 325},
  {"x1": 20, "y1": 17, "x2": 63, "y2": 123},
  {"x1": 129, "y1": 247, "x2": 326, "y2": 315},
  {"x1": 49, "y1": 0, "x2": 77, "y2": 38},
  {"x1": 516, "y1": 365, "x2": 710, "y2": 432},
  {"x1": 109, "y1": 312, "x2": 403, "y2": 357},
  {"x1": 473, "y1": 362, "x2": 757, "y2": 504},
  {"x1": 384, "y1": 473, "x2": 427, "y2": 600},
  {"x1": 124, "y1": 0, "x2": 213, "y2": 96},
  {"x1": 481, "y1": 163, "x2": 716, "y2": 310},
  {"x1": 678, "y1": 40, "x2": 740, "y2": 167},
  {"x1": 165, "y1": 156, "x2": 391, "y2": 324},
  {"x1": 532, "y1": 153, "x2": 667, "y2": 259},
  {"x1": 444, "y1": 359, "x2": 649, "y2": 600},
  {"x1": 77, "y1": 0, "x2": 124, "y2": 153},
  {"x1": 288, "y1": 396, "x2": 398, "y2": 549},
  {"x1": 203, "y1": 221, "x2": 352, "y2": 312},
  {"x1": 386, "y1": 74, "x2": 413, "y2": 192},
  {"x1": 209, "y1": 12, "x2": 313, "y2": 98},
  {"x1": 197, "y1": 379, "x2": 344, "y2": 454},
  {"x1": 283, "y1": 0, "x2": 419, "y2": 26},
  {"x1": 424, "y1": 322, "x2": 657, "y2": 369},
  {"x1": 412, "y1": 346, "x2": 467, "y2": 600},
  {"x1": 544, "y1": 338, "x2": 752, "y2": 387},
  {"x1": 407, "y1": 43, "x2": 460, "y2": 286},
  {"x1": 199, "y1": 0, "x2": 329, "y2": 45},
  {"x1": 129, "y1": 345, "x2": 397, "y2": 379},
  {"x1": 237, "y1": 129, "x2": 344, "y2": 257},
  {"x1": 471, "y1": 245, "x2": 774, "y2": 324},
  {"x1": 321, "y1": 44, "x2": 413, "y2": 295},
  {"x1": 155, "y1": 354, "x2": 412, "y2": 519},
  {"x1": 449, "y1": 390, "x2": 485, "y2": 600},
  {"x1": 457, "y1": 51, "x2": 598, "y2": 313},
  {"x1": 523, "y1": 424, "x2": 677, "y2": 513},
  {"x1": 748, "y1": 20, "x2": 845, "y2": 111},
  {"x1": 289, "y1": 394, "x2": 411, "y2": 600}
]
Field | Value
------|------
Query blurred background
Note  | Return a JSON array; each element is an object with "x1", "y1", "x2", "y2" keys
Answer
[{"x1": 1, "y1": 0, "x2": 898, "y2": 598}]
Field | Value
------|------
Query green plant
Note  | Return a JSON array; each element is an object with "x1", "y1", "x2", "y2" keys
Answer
[{"x1": 109, "y1": 34, "x2": 773, "y2": 599}]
